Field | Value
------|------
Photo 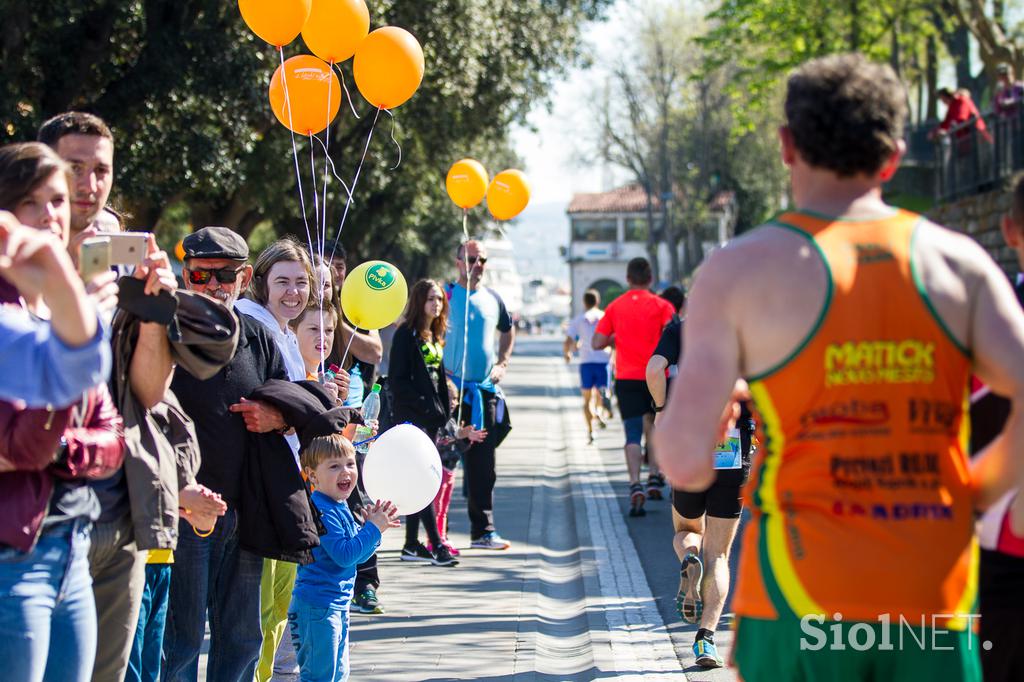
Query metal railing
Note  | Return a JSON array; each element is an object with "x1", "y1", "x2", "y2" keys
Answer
[{"x1": 932, "y1": 108, "x2": 1024, "y2": 201}]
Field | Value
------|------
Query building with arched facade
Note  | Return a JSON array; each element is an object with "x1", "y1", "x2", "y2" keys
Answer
[{"x1": 564, "y1": 184, "x2": 736, "y2": 316}]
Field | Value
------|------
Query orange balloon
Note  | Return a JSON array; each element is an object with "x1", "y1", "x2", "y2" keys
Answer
[
  {"x1": 301, "y1": 0, "x2": 370, "y2": 64},
  {"x1": 487, "y1": 170, "x2": 531, "y2": 221},
  {"x1": 239, "y1": 0, "x2": 312, "y2": 47},
  {"x1": 269, "y1": 55, "x2": 342, "y2": 135},
  {"x1": 353, "y1": 27, "x2": 425, "y2": 109},
  {"x1": 446, "y1": 159, "x2": 489, "y2": 209},
  {"x1": 174, "y1": 239, "x2": 186, "y2": 262}
]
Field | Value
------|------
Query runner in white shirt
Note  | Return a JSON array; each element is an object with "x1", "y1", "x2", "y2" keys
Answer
[{"x1": 563, "y1": 289, "x2": 611, "y2": 444}]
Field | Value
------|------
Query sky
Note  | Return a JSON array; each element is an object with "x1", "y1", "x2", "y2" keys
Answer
[{"x1": 505, "y1": 0, "x2": 633, "y2": 283}]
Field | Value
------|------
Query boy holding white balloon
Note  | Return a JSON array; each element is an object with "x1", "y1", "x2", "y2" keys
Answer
[{"x1": 290, "y1": 433, "x2": 400, "y2": 682}]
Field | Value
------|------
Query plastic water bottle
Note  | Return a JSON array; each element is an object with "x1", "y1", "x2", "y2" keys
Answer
[{"x1": 354, "y1": 384, "x2": 382, "y2": 454}]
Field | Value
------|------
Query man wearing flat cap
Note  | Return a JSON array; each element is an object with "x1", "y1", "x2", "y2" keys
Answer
[{"x1": 164, "y1": 226, "x2": 292, "y2": 682}]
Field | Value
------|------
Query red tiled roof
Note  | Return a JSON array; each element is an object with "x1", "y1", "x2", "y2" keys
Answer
[
  {"x1": 567, "y1": 184, "x2": 734, "y2": 215},
  {"x1": 567, "y1": 184, "x2": 662, "y2": 214}
]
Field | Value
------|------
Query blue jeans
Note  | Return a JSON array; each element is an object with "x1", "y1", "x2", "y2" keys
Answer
[
  {"x1": 288, "y1": 597, "x2": 350, "y2": 682},
  {"x1": 127, "y1": 563, "x2": 172, "y2": 682},
  {"x1": 0, "y1": 519, "x2": 96, "y2": 682},
  {"x1": 162, "y1": 509, "x2": 264, "y2": 682}
]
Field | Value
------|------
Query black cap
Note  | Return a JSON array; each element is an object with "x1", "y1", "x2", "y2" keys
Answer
[{"x1": 182, "y1": 226, "x2": 248, "y2": 261}]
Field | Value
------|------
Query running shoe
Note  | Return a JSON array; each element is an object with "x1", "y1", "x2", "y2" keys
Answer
[
  {"x1": 400, "y1": 542, "x2": 434, "y2": 563},
  {"x1": 676, "y1": 553, "x2": 704, "y2": 623},
  {"x1": 431, "y1": 543, "x2": 459, "y2": 567},
  {"x1": 428, "y1": 541, "x2": 461, "y2": 558},
  {"x1": 646, "y1": 473, "x2": 665, "y2": 501},
  {"x1": 594, "y1": 414, "x2": 607, "y2": 429},
  {"x1": 351, "y1": 587, "x2": 384, "y2": 614},
  {"x1": 470, "y1": 531, "x2": 511, "y2": 550},
  {"x1": 628, "y1": 482, "x2": 646, "y2": 517},
  {"x1": 587, "y1": 432, "x2": 595, "y2": 445},
  {"x1": 693, "y1": 638, "x2": 723, "y2": 668}
]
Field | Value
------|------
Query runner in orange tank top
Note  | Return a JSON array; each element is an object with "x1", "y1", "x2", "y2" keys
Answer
[{"x1": 654, "y1": 54, "x2": 1024, "y2": 681}]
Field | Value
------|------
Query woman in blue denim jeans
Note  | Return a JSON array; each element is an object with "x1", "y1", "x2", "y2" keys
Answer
[{"x1": 0, "y1": 142, "x2": 126, "y2": 681}]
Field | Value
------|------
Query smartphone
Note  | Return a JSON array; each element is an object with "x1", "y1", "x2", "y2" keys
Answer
[
  {"x1": 96, "y1": 231, "x2": 148, "y2": 266},
  {"x1": 79, "y1": 237, "x2": 111, "y2": 281}
]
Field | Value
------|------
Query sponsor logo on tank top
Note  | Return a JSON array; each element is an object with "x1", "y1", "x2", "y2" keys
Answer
[
  {"x1": 829, "y1": 452, "x2": 942, "y2": 493},
  {"x1": 824, "y1": 340, "x2": 935, "y2": 387},
  {"x1": 855, "y1": 242, "x2": 895, "y2": 264}
]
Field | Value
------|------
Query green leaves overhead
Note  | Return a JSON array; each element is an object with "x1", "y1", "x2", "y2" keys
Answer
[{"x1": 0, "y1": 0, "x2": 612, "y2": 279}]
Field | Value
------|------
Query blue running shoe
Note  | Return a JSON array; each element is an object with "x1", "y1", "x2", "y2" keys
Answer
[{"x1": 693, "y1": 638, "x2": 723, "y2": 668}]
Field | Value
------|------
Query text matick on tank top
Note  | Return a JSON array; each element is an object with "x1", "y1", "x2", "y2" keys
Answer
[{"x1": 735, "y1": 209, "x2": 977, "y2": 629}]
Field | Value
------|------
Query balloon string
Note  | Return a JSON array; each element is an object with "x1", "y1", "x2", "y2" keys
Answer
[
  {"x1": 328, "y1": 105, "x2": 383, "y2": 264},
  {"x1": 333, "y1": 63, "x2": 363, "y2": 120},
  {"x1": 279, "y1": 46, "x2": 316, "y2": 274},
  {"x1": 309, "y1": 135, "x2": 353, "y2": 199},
  {"x1": 338, "y1": 325, "x2": 358, "y2": 371},
  {"x1": 455, "y1": 210, "x2": 472, "y2": 429},
  {"x1": 316, "y1": 65, "x2": 335, "y2": 373},
  {"x1": 381, "y1": 108, "x2": 403, "y2": 170},
  {"x1": 308, "y1": 133, "x2": 322, "y2": 243}
]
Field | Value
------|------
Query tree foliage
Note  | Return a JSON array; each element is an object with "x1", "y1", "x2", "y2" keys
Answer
[
  {"x1": 590, "y1": 1, "x2": 786, "y2": 282},
  {"x1": 0, "y1": 0, "x2": 611, "y2": 279}
]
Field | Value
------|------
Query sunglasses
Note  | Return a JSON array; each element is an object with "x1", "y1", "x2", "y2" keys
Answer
[
  {"x1": 187, "y1": 267, "x2": 245, "y2": 285},
  {"x1": 464, "y1": 256, "x2": 487, "y2": 265}
]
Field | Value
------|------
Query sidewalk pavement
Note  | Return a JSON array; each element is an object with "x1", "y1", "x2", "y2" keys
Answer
[{"x1": 247, "y1": 336, "x2": 740, "y2": 680}]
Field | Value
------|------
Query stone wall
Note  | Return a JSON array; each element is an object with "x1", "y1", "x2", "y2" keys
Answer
[{"x1": 927, "y1": 189, "x2": 1017, "y2": 276}]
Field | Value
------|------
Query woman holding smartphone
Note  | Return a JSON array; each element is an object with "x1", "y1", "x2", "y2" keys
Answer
[{"x1": 0, "y1": 141, "x2": 126, "y2": 681}]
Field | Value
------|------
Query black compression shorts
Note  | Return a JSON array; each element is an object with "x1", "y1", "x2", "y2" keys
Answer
[{"x1": 672, "y1": 467, "x2": 749, "y2": 520}]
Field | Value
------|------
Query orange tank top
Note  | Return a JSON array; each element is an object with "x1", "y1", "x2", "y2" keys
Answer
[{"x1": 735, "y1": 209, "x2": 977, "y2": 629}]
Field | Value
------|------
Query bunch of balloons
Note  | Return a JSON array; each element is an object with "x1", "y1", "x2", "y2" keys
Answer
[
  {"x1": 445, "y1": 159, "x2": 531, "y2": 221},
  {"x1": 239, "y1": 0, "x2": 425, "y2": 136}
]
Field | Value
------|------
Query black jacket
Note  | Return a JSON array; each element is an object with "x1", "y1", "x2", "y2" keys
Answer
[
  {"x1": 239, "y1": 380, "x2": 357, "y2": 565},
  {"x1": 388, "y1": 326, "x2": 450, "y2": 434}
]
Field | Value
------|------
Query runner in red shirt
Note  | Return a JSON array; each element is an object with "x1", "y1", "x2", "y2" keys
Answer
[{"x1": 593, "y1": 257, "x2": 676, "y2": 516}]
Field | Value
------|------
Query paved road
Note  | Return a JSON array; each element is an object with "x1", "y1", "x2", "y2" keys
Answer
[{"x1": 235, "y1": 336, "x2": 744, "y2": 680}]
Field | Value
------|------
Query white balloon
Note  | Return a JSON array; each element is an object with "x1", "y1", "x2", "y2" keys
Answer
[{"x1": 362, "y1": 423, "x2": 443, "y2": 515}]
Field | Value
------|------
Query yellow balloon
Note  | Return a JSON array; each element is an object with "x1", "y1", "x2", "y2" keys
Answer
[
  {"x1": 239, "y1": 0, "x2": 312, "y2": 47},
  {"x1": 353, "y1": 27, "x2": 425, "y2": 109},
  {"x1": 487, "y1": 169, "x2": 531, "y2": 221},
  {"x1": 340, "y1": 260, "x2": 408, "y2": 330},
  {"x1": 301, "y1": 0, "x2": 370, "y2": 64},
  {"x1": 446, "y1": 159, "x2": 489, "y2": 209}
]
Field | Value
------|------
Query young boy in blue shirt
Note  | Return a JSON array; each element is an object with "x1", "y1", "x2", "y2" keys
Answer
[{"x1": 290, "y1": 434, "x2": 400, "y2": 681}]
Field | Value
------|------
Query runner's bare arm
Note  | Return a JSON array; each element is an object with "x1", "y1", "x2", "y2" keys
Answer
[
  {"x1": 563, "y1": 335, "x2": 576, "y2": 362},
  {"x1": 646, "y1": 355, "x2": 669, "y2": 409},
  {"x1": 592, "y1": 332, "x2": 611, "y2": 350},
  {"x1": 654, "y1": 251, "x2": 742, "y2": 491},
  {"x1": 965, "y1": 250, "x2": 1024, "y2": 513}
]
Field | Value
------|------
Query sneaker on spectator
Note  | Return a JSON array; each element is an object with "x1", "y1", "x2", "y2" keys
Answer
[
  {"x1": 401, "y1": 542, "x2": 434, "y2": 563},
  {"x1": 428, "y1": 541, "x2": 461, "y2": 557},
  {"x1": 431, "y1": 543, "x2": 459, "y2": 567},
  {"x1": 470, "y1": 531, "x2": 511, "y2": 550},
  {"x1": 351, "y1": 587, "x2": 383, "y2": 614}
]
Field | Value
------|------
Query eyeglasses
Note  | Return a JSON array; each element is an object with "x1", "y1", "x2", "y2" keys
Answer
[
  {"x1": 464, "y1": 256, "x2": 487, "y2": 266},
  {"x1": 187, "y1": 267, "x2": 245, "y2": 285}
]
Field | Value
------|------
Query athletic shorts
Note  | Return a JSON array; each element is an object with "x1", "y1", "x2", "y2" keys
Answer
[
  {"x1": 672, "y1": 466, "x2": 749, "y2": 519},
  {"x1": 614, "y1": 379, "x2": 653, "y2": 421},
  {"x1": 734, "y1": 616, "x2": 982, "y2": 682},
  {"x1": 579, "y1": 362, "x2": 609, "y2": 390}
]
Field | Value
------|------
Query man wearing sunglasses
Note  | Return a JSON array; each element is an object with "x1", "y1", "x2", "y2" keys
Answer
[
  {"x1": 444, "y1": 240, "x2": 515, "y2": 551},
  {"x1": 164, "y1": 226, "x2": 291, "y2": 682}
]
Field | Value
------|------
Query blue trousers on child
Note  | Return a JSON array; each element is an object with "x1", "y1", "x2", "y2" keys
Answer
[{"x1": 288, "y1": 597, "x2": 350, "y2": 682}]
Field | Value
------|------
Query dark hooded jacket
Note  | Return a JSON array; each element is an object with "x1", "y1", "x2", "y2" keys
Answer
[{"x1": 239, "y1": 379, "x2": 360, "y2": 564}]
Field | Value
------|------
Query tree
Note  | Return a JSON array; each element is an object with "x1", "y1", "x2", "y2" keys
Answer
[
  {"x1": 0, "y1": 0, "x2": 613, "y2": 280},
  {"x1": 589, "y1": 1, "x2": 786, "y2": 282}
]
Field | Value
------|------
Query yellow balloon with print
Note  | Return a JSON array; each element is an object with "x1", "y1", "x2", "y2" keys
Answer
[
  {"x1": 486, "y1": 169, "x2": 531, "y2": 221},
  {"x1": 340, "y1": 260, "x2": 408, "y2": 330},
  {"x1": 446, "y1": 159, "x2": 489, "y2": 209}
]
